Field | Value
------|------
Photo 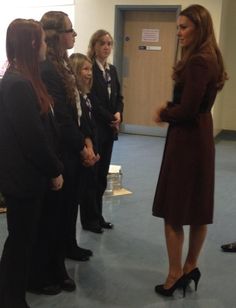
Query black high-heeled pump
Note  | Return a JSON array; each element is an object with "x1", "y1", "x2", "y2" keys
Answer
[
  {"x1": 185, "y1": 268, "x2": 201, "y2": 291},
  {"x1": 155, "y1": 275, "x2": 188, "y2": 297}
]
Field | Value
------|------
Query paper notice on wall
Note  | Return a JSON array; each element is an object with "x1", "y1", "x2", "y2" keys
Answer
[{"x1": 142, "y1": 29, "x2": 160, "y2": 42}]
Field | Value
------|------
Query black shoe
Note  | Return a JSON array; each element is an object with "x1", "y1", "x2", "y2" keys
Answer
[
  {"x1": 66, "y1": 246, "x2": 92, "y2": 261},
  {"x1": 77, "y1": 246, "x2": 93, "y2": 256},
  {"x1": 27, "y1": 284, "x2": 61, "y2": 295},
  {"x1": 100, "y1": 221, "x2": 114, "y2": 229},
  {"x1": 221, "y1": 242, "x2": 236, "y2": 252},
  {"x1": 60, "y1": 278, "x2": 76, "y2": 292},
  {"x1": 155, "y1": 275, "x2": 188, "y2": 297},
  {"x1": 83, "y1": 225, "x2": 104, "y2": 234},
  {"x1": 184, "y1": 268, "x2": 201, "y2": 291},
  {"x1": 66, "y1": 251, "x2": 89, "y2": 261}
]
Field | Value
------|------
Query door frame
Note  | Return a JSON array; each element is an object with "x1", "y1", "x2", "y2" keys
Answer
[{"x1": 114, "y1": 5, "x2": 181, "y2": 136}]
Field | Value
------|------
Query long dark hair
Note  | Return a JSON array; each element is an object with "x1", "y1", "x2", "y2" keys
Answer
[
  {"x1": 6, "y1": 18, "x2": 53, "y2": 113},
  {"x1": 173, "y1": 5, "x2": 227, "y2": 90},
  {"x1": 40, "y1": 11, "x2": 77, "y2": 105}
]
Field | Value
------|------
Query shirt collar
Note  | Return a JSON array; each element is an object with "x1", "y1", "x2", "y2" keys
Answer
[{"x1": 95, "y1": 58, "x2": 110, "y2": 72}]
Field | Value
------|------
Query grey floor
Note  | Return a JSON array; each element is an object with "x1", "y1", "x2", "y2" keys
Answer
[{"x1": 0, "y1": 132, "x2": 236, "y2": 308}]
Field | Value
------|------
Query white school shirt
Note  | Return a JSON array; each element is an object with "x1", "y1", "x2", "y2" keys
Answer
[{"x1": 95, "y1": 59, "x2": 111, "y2": 98}]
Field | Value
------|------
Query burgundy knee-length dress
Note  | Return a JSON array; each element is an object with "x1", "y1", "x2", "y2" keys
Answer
[{"x1": 152, "y1": 54, "x2": 219, "y2": 225}]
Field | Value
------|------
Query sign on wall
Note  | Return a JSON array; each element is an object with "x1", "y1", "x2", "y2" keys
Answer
[{"x1": 141, "y1": 29, "x2": 160, "y2": 42}]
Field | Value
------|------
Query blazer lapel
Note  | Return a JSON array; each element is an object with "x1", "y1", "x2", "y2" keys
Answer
[{"x1": 94, "y1": 63, "x2": 110, "y2": 102}]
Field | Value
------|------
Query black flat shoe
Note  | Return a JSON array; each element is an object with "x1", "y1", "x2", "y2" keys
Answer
[
  {"x1": 60, "y1": 278, "x2": 76, "y2": 292},
  {"x1": 155, "y1": 275, "x2": 188, "y2": 297},
  {"x1": 28, "y1": 284, "x2": 61, "y2": 295},
  {"x1": 66, "y1": 251, "x2": 90, "y2": 261},
  {"x1": 77, "y1": 246, "x2": 93, "y2": 256},
  {"x1": 66, "y1": 246, "x2": 92, "y2": 261},
  {"x1": 83, "y1": 225, "x2": 104, "y2": 234},
  {"x1": 221, "y1": 242, "x2": 236, "y2": 252},
  {"x1": 100, "y1": 221, "x2": 114, "y2": 229}
]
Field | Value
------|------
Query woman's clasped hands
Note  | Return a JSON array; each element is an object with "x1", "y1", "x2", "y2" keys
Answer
[
  {"x1": 51, "y1": 174, "x2": 64, "y2": 191},
  {"x1": 80, "y1": 145, "x2": 100, "y2": 167}
]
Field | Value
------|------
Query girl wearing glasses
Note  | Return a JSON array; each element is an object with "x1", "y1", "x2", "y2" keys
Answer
[{"x1": 29, "y1": 11, "x2": 95, "y2": 294}]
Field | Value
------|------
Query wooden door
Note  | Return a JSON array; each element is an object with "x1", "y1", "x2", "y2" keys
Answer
[{"x1": 122, "y1": 11, "x2": 177, "y2": 129}]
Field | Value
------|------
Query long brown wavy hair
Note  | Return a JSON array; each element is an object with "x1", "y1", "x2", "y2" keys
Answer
[
  {"x1": 40, "y1": 11, "x2": 77, "y2": 104},
  {"x1": 6, "y1": 18, "x2": 53, "y2": 113},
  {"x1": 173, "y1": 4, "x2": 227, "y2": 90},
  {"x1": 87, "y1": 29, "x2": 113, "y2": 61}
]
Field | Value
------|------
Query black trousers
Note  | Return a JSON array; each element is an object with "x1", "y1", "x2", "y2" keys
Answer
[
  {"x1": 0, "y1": 196, "x2": 42, "y2": 308},
  {"x1": 61, "y1": 157, "x2": 81, "y2": 251},
  {"x1": 29, "y1": 189, "x2": 68, "y2": 288},
  {"x1": 96, "y1": 138, "x2": 114, "y2": 223},
  {"x1": 64, "y1": 174, "x2": 80, "y2": 250},
  {"x1": 79, "y1": 164, "x2": 100, "y2": 228}
]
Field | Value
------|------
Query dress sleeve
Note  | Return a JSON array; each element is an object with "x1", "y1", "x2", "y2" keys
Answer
[{"x1": 160, "y1": 56, "x2": 211, "y2": 124}]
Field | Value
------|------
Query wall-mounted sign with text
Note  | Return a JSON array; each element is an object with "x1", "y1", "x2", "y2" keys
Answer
[
  {"x1": 141, "y1": 29, "x2": 160, "y2": 42},
  {"x1": 138, "y1": 46, "x2": 162, "y2": 51}
]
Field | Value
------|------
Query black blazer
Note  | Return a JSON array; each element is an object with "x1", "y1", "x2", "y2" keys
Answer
[
  {"x1": 0, "y1": 71, "x2": 63, "y2": 198},
  {"x1": 79, "y1": 93, "x2": 98, "y2": 154},
  {"x1": 90, "y1": 62, "x2": 124, "y2": 141},
  {"x1": 40, "y1": 59, "x2": 85, "y2": 159}
]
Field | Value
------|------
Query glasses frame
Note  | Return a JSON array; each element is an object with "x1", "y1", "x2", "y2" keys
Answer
[{"x1": 58, "y1": 28, "x2": 75, "y2": 34}]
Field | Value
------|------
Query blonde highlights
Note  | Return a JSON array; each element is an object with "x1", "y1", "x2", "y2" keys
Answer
[
  {"x1": 87, "y1": 29, "x2": 113, "y2": 60},
  {"x1": 69, "y1": 53, "x2": 93, "y2": 94}
]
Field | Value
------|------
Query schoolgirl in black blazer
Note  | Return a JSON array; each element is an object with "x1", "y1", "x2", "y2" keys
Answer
[
  {"x1": 69, "y1": 53, "x2": 102, "y2": 233},
  {"x1": 0, "y1": 19, "x2": 63, "y2": 308},
  {"x1": 39, "y1": 11, "x2": 94, "y2": 266},
  {"x1": 88, "y1": 29, "x2": 124, "y2": 229}
]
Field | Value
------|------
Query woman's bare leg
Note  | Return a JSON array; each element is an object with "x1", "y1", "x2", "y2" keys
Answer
[
  {"x1": 164, "y1": 222, "x2": 184, "y2": 288},
  {"x1": 183, "y1": 225, "x2": 207, "y2": 274}
]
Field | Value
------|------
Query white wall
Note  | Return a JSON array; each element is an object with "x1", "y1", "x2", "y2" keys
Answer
[
  {"x1": 218, "y1": 0, "x2": 236, "y2": 131},
  {"x1": 75, "y1": 0, "x2": 233, "y2": 134},
  {"x1": 0, "y1": 1, "x2": 75, "y2": 74},
  {"x1": 1, "y1": 0, "x2": 235, "y2": 132},
  {"x1": 74, "y1": 0, "x2": 223, "y2": 56}
]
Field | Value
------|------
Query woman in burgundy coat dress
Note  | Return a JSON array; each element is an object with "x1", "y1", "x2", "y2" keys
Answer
[{"x1": 152, "y1": 5, "x2": 227, "y2": 297}]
